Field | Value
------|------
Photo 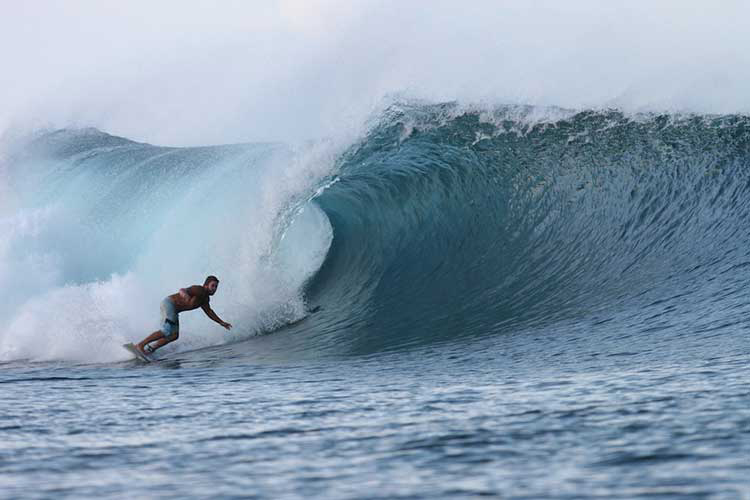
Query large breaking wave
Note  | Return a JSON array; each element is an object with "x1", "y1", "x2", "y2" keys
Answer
[
  {"x1": 2, "y1": 103, "x2": 750, "y2": 362},
  {"x1": 301, "y1": 104, "x2": 750, "y2": 356}
]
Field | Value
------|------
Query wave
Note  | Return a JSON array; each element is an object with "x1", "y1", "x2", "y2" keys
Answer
[
  {"x1": 300, "y1": 103, "x2": 750, "y2": 355},
  {"x1": 0, "y1": 129, "x2": 334, "y2": 362},
  {"x1": 3, "y1": 103, "x2": 750, "y2": 362}
]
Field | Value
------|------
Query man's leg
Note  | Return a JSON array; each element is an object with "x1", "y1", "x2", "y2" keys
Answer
[
  {"x1": 136, "y1": 330, "x2": 179, "y2": 354},
  {"x1": 147, "y1": 332, "x2": 178, "y2": 352},
  {"x1": 137, "y1": 331, "x2": 165, "y2": 351}
]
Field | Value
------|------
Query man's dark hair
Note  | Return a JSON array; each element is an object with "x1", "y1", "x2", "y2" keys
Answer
[{"x1": 204, "y1": 275, "x2": 219, "y2": 286}]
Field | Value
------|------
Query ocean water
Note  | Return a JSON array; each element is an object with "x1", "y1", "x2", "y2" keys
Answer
[{"x1": 2, "y1": 104, "x2": 750, "y2": 498}]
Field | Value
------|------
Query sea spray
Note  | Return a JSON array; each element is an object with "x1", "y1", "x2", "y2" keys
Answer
[{"x1": 0, "y1": 130, "x2": 334, "y2": 362}]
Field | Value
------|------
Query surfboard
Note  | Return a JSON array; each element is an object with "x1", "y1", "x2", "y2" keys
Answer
[{"x1": 123, "y1": 343, "x2": 154, "y2": 363}]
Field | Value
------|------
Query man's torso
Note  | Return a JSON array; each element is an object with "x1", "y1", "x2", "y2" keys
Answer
[{"x1": 168, "y1": 285, "x2": 209, "y2": 313}]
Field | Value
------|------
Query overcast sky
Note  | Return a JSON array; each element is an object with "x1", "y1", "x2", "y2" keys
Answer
[{"x1": 1, "y1": 0, "x2": 749, "y2": 146}]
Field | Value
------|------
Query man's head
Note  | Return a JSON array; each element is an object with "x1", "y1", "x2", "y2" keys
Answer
[{"x1": 204, "y1": 275, "x2": 219, "y2": 295}]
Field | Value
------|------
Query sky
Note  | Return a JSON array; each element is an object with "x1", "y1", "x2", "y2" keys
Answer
[{"x1": 1, "y1": 0, "x2": 749, "y2": 146}]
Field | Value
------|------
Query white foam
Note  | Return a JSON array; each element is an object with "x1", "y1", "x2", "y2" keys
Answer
[
  {"x1": 0, "y1": 273, "x2": 145, "y2": 362},
  {"x1": 0, "y1": 140, "x2": 335, "y2": 363}
]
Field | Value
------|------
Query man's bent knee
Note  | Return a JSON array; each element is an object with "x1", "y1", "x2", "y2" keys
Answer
[{"x1": 165, "y1": 331, "x2": 179, "y2": 342}]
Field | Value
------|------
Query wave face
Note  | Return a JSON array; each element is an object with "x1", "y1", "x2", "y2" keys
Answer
[
  {"x1": 3, "y1": 103, "x2": 750, "y2": 362},
  {"x1": 299, "y1": 104, "x2": 750, "y2": 355}
]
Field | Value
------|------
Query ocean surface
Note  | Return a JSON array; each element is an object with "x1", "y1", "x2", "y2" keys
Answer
[{"x1": 1, "y1": 103, "x2": 750, "y2": 498}]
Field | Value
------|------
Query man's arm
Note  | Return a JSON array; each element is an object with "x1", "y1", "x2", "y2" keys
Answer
[{"x1": 201, "y1": 303, "x2": 232, "y2": 330}]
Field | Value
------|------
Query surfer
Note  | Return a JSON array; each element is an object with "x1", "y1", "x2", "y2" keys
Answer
[{"x1": 135, "y1": 276, "x2": 232, "y2": 355}]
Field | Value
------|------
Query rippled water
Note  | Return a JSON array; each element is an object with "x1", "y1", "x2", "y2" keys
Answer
[{"x1": 3, "y1": 319, "x2": 748, "y2": 499}]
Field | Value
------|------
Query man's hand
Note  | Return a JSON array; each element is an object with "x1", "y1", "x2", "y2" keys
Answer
[{"x1": 222, "y1": 321, "x2": 233, "y2": 331}]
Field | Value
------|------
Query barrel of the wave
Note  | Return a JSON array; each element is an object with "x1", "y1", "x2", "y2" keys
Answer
[{"x1": 305, "y1": 105, "x2": 750, "y2": 356}]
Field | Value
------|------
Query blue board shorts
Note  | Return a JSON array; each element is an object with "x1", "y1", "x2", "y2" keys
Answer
[{"x1": 160, "y1": 298, "x2": 179, "y2": 337}]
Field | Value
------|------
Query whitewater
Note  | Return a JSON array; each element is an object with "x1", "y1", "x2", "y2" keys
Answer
[{"x1": 2, "y1": 2, "x2": 750, "y2": 498}]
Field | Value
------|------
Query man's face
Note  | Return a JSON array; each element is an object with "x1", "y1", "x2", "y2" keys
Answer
[{"x1": 207, "y1": 281, "x2": 219, "y2": 295}]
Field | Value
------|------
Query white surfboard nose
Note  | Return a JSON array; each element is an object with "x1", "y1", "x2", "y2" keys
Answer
[{"x1": 123, "y1": 343, "x2": 154, "y2": 363}]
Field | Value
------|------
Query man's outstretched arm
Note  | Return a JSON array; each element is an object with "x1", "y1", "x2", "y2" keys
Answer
[{"x1": 201, "y1": 303, "x2": 232, "y2": 330}]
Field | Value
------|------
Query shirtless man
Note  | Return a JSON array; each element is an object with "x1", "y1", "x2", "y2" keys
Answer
[{"x1": 136, "y1": 275, "x2": 232, "y2": 355}]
